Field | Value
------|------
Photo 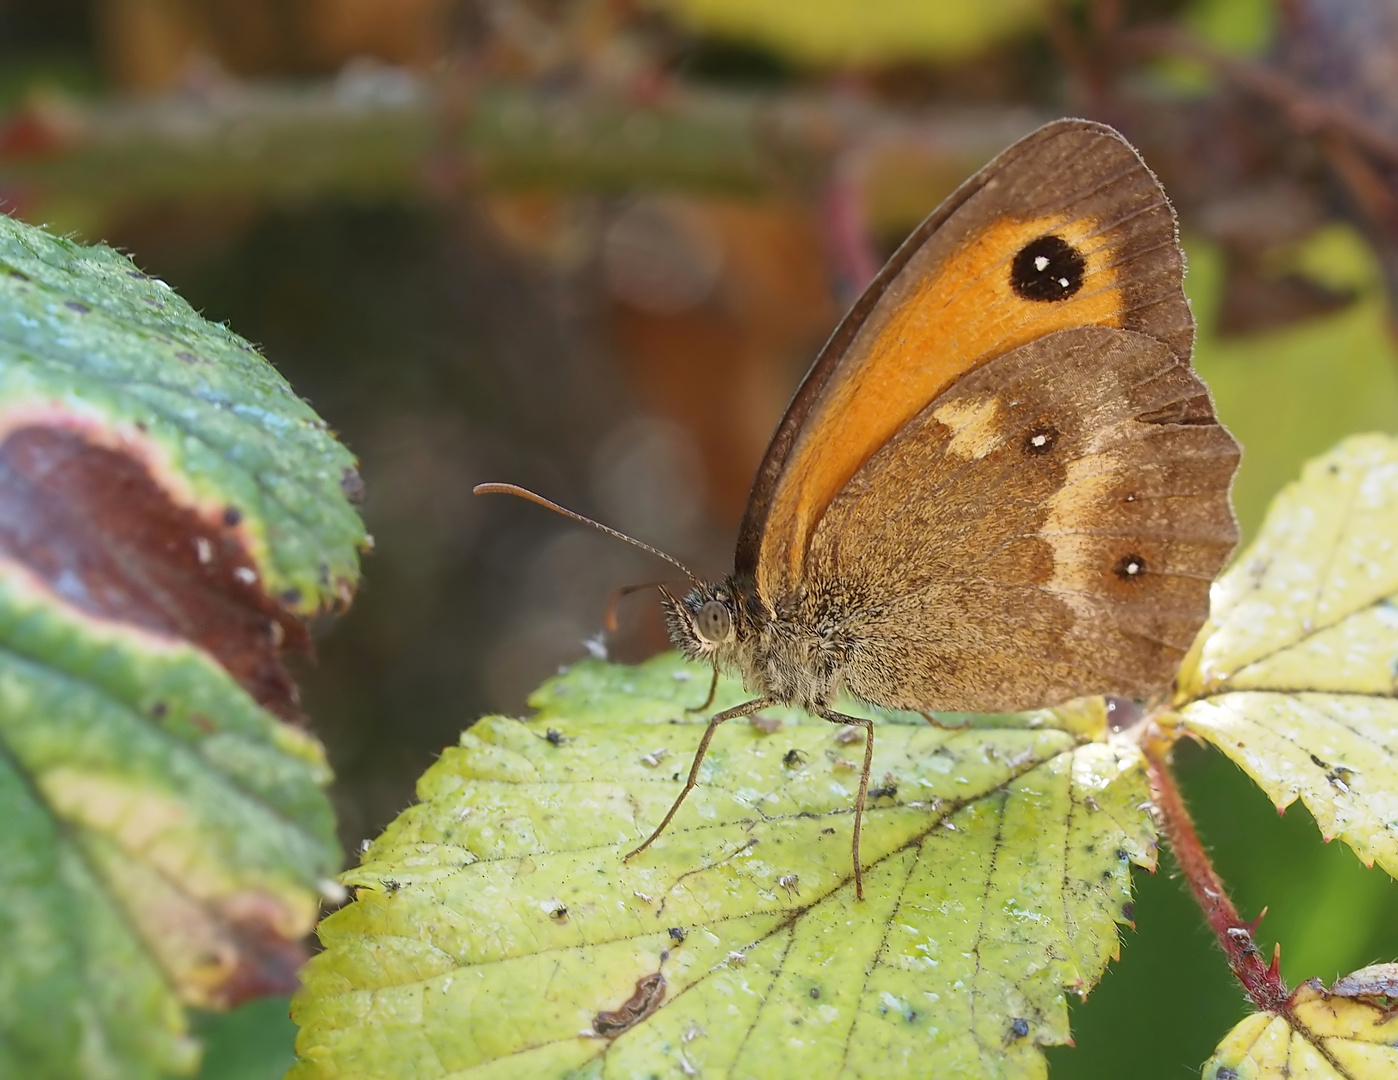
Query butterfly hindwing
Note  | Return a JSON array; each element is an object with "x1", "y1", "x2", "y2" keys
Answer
[{"x1": 804, "y1": 325, "x2": 1239, "y2": 712}]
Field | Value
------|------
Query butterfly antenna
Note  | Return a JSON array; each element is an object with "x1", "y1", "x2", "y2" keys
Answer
[{"x1": 473, "y1": 483, "x2": 703, "y2": 587}]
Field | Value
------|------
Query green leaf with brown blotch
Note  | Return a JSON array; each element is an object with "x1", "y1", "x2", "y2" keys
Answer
[
  {"x1": 1173, "y1": 434, "x2": 1398, "y2": 881},
  {"x1": 0, "y1": 212, "x2": 357, "y2": 1079},
  {"x1": 290, "y1": 653, "x2": 1153, "y2": 1080},
  {"x1": 0, "y1": 212, "x2": 365, "y2": 623}
]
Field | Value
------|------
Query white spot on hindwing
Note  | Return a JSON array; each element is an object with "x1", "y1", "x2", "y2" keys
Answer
[
  {"x1": 1034, "y1": 255, "x2": 1050, "y2": 272},
  {"x1": 933, "y1": 395, "x2": 1002, "y2": 460}
]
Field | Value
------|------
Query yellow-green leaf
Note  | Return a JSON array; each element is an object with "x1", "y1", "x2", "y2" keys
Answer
[
  {"x1": 291, "y1": 654, "x2": 1153, "y2": 1079},
  {"x1": 1174, "y1": 434, "x2": 1398, "y2": 878},
  {"x1": 1202, "y1": 977, "x2": 1398, "y2": 1080},
  {"x1": 648, "y1": 0, "x2": 1050, "y2": 67}
]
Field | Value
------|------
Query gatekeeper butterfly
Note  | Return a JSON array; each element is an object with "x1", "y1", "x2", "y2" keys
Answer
[{"x1": 477, "y1": 119, "x2": 1240, "y2": 898}]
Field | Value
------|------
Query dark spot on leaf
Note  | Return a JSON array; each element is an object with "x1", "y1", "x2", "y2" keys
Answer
[
  {"x1": 0, "y1": 427, "x2": 307, "y2": 718},
  {"x1": 1010, "y1": 1017, "x2": 1030, "y2": 1039},
  {"x1": 127, "y1": 270, "x2": 149, "y2": 279},
  {"x1": 1310, "y1": 753, "x2": 1330, "y2": 769},
  {"x1": 593, "y1": 972, "x2": 666, "y2": 1038},
  {"x1": 822, "y1": 827, "x2": 836, "y2": 835},
  {"x1": 1114, "y1": 553, "x2": 1147, "y2": 581},
  {"x1": 223, "y1": 506, "x2": 243, "y2": 527},
  {"x1": 1122, "y1": 902, "x2": 1135, "y2": 921},
  {"x1": 151, "y1": 701, "x2": 168, "y2": 718},
  {"x1": 280, "y1": 588, "x2": 302, "y2": 606},
  {"x1": 340, "y1": 468, "x2": 365, "y2": 503},
  {"x1": 809, "y1": 986, "x2": 819, "y2": 1000},
  {"x1": 1010, "y1": 235, "x2": 1085, "y2": 301},
  {"x1": 175, "y1": 350, "x2": 203, "y2": 364},
  {"x1": 668, "y1": 927, "x2": 685, "y2": 943},
  {"x1": 1023, "y1": 425, "x2": 1059, "y2": 455},
  {"x1": 63, "y1": 300, "x2": 90, "y2": 314},
  {"x1": 1216, "y1": 1069, "x2": 1238, "y2": 1080},
  {"x1": 4, "y1": 266, "x2": 30, "y2": 281},
  {"x1": 546, "y1": 728, "x2": 567, "y2": 746},
  {"x1": 215, "y1": 904, "x2": 313, "y2": 1007}
]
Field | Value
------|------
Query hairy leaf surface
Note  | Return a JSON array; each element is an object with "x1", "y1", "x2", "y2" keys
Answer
[
  {"x1": 292, "y1": 654, "x2": 1153, "y2": 1079},
  {"x1": 1175, "y1": 434, "x2": 1398, "y2": 879}
]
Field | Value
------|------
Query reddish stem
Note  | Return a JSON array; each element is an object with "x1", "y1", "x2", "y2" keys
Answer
[
  {"x1": 1143, "y1": 729, "x2": 1290, "y2": 1013},
  {"x1": 821, "y1": 157, "x2": 880, "y2": 300}
]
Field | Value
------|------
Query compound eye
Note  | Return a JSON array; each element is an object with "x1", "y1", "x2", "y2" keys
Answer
[{"x1": 696, "y1": 599, "x2": 732, "y2": 644}]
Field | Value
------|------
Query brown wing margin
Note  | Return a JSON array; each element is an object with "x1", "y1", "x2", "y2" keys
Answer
[{"x1": 732, "y1": 118, "x2": 1190, "y2": 591}]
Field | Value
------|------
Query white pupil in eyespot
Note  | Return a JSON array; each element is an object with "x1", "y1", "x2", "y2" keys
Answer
[{"x1": 697, "y1": 600, "x2": 730, "y2": 642}]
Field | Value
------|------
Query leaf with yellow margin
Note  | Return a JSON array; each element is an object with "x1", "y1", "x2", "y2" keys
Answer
[
  {"x1": 1202, "y1": 972, "x2": 1398, "y2": 1080},
  {"x1": 1174, "y1": 434, "x2": 1398, "y2": 879},
  {"x1": 290, "y1": 653, "x2": 1154, "y2": 1079}
]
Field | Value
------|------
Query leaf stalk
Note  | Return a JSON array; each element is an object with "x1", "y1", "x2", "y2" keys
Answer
[{"x1": 1142, "y1": 724, "x2": 1291, "y2": 1013}]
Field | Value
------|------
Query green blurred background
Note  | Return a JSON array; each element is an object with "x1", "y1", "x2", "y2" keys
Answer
[{"x1": 4, "y1": 0, "x2": 1398, "y2": 1076}]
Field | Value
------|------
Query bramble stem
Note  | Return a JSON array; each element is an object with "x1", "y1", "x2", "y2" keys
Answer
[{"x1": 1143, "y1": 725, "x2": 1289, "y2": 1013}]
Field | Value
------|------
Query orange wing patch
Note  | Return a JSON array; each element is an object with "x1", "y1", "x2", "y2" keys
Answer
[{"x1": 757, "y1": 213, "x2": 1125, "y2": 600}]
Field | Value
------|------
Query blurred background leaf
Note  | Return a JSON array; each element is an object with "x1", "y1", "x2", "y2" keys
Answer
[{"x1": 649, "y1": 0, "x2": 1054, "y2": 67}]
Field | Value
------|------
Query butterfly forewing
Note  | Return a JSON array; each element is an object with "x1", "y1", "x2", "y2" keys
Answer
[{"x1": 738, "y1": 119, "x2": 1201, "y2": 609}]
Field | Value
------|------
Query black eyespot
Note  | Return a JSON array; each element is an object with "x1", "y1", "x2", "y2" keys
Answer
[
  {"x1": 1114, "y1": 553, "x2": 1147, "y2": 581},
  {"x1": 1011, "y1": 235, "x2": 1085, "y2": 301},
  {"x1": 1023, "y1": 425, "x2": 1059, "y2": 455}
]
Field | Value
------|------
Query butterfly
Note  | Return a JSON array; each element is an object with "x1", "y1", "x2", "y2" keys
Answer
[{"x1": 477, "y1": 118, "x2": 1240, "y2": 899}]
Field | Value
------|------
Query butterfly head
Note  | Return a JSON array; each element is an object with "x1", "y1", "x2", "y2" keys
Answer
[{"x1": 661, "y1": 582, "x2": 740, "y2": 662}]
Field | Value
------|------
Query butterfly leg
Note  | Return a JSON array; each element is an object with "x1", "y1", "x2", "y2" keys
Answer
[
  {"x1": 624, "y1": 697, "x2": 773, "y2": 864},
  {"x1": 817, "y1": 709, "x2": 874, "y2": 901},
  {"x1": 684, "y1": 665, "x2": 720, "y2": 714}
]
